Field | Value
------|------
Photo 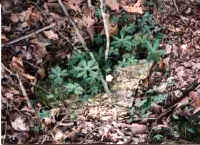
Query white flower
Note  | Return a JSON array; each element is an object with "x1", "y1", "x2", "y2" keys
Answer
[{"x1": 106, "y1": 74, "x2": 113, "y2": 82}]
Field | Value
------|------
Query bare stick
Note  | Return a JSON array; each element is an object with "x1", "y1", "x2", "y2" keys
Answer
[
  {"x1": 2, "y1": 19, "x2": 67, "y2": 48},
  {"x1": 99, "y1": 0, "x2": 110, "y2": 61},
  {"x1": 172, "y1": 0, "x2": 179, "y2": 13},
  {"x1": 16, "y1": 73, "x2": 32, "y2": 108},
  {"x1": 87, "y1": 0, "x2": 93, "y2": 7},
  {"x1": 57, "y1": 0, "x2": 111, "y2": 94}
]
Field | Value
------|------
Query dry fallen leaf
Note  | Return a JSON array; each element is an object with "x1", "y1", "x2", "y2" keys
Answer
[
  {"x1": 63, "y1": 0, "x2": 83, "y2": 12},
  {"x1": 11, "y1": 56, "x2": 24, "y2": 73},
  {"x1": 10, "y1": 13, "x2": 19, "y2": 23},
  {"x1": 54, "y1": 129, "x2": 65, "y2": 143},
  {"x1": 189, "y1": 91, "x2": 200, "y2": 109},
  {"x1": 105, "y1": 0, "x2": 119, "y2": 11},
  {"x1": 1, "y1": 34, "x2": 8, "y2": 43},
  {"x1": 11, "y1": 117, "x2": 29, "y2": 131},
  {"x1": 101, "y1": 14, "x2": 119, "y2": 36},
  {"x1": 121, "y1": 0, "x2": 144, "y2": 14},
  {"x1": 130, "y1": 123, "x2": 147, "y2": 134},
  {"x1": 82, "y1": 15, "x2": 95, "y2": 40},
  {"x1": 43, "y1": 30, "x2": 59, "y2": 40}
]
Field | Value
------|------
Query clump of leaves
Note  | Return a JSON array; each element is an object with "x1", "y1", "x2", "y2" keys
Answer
[
  {"x1": 118, "y1": 53, "x2": 137, "y2": 67},
  {"x1": 138, "y1": 12, "x2": 155, "y2": 34},
  {"x1": 152, "y1": 134, "x2": 164, "y2": 143},
  {"x1": 171, "y1": 112, "x2": 200, "y2": 142},
  {"x1": 145, "y1": 39, "x2": 165, "y2": 62},
  {"x1": 35, "y1": 11, "x2": 165, "y2": 107},
  {"x1": 136, "y1": 90, "x2": 168, "y2": 118},
  {"x1": 111, "y1": 31, "x2": 133, "y2": 53}
]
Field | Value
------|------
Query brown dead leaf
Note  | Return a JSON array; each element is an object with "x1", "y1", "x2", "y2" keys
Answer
[
  {"x1": 30, "y1": 38, "x2": 48, "y2": 64},
  {"x1": 101, "y1": 14, "x2": 119, "y2": 36},
  {"x1": 18, "y1": 7, "x2": 33, "y2": 22},
  {"x1": 43, "y1": 30, "x2": 58, "y2": 40},
  {"x1": 130, "y1": 123, "x2": 147, "y2": 134},
  {"x1": 82, "y1": 7, "x2": 95, "y2": 40},
  {"x1": 10, "y1": 13, "x2": 20, "y2": 23},
  {"x1": 189, "y1": 91, "x2": 200, "y2": 109},
  {"x1": 53, "y1": 129, "x2": 65, "y2": 143},
  {"x1": 121, "y1": 0, "x2": 144, "y2": 14},
  {"x1": 29, "y1": 8, "x2": 42, "y2": 24},
  {"x1": 82, "y1": 15, "x2": 95, "y2": 40},
  {"x1": 1, "y1": 34, "x2": 8, "y2": 43},
  {"x1": 105, "y1": 0, "x2": 119, "y2": 11},
  {"x1": 37, "y1": 67, "x2": 46, "y2": 79},
  {"x1": 63, "y1": 0, "x2": 83, "y2": 12},
  {"x1": 11, "y1": 117, "x2": 29, "y2": 131},
  {"x1": 11, "y1": 56, "x2": 24, "y2": 73},
  {"x1": 22, "y1": 73, "x2": 36, "y2": 81}
]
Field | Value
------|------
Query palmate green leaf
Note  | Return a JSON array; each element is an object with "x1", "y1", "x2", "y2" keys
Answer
[
  {"x1": 120, "y1": 24, "x2": 137, "y2": 35},
  {"x1": 153, "y1": 134, "x2": 164, "y2": 142},
  {"x1": 145, "y1": 39, "x2": 165, "y2": 62},
  {"x1": 73, "y1": 59, "x2": 99, "y2": 79},
  {"x1": 119, "y1": 54, "x2": 137, "y2": 67},
  {"x1": 64, "y1": 83, "x2": 84, "y2": 95},
  {"x1": 111, "y1": 32, "x2": 133, "y2": 52},
  {"x1": 38, "y1": 110, "x2": 50, "y2": 119},
  {"x1": 49, "y1": 66, "x2": 68, "y2": 85}
]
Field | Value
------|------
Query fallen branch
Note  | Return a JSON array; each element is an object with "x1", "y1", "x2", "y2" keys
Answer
[
  {"x1": 57, "y1": 0, "x2": 111, "y2": 94},
  {"x1": 99, "y1": 0, "x2": 110, "y2": 61},
  {"x1": 2, "y1": 19, "x2": 67, "y2": 48}
]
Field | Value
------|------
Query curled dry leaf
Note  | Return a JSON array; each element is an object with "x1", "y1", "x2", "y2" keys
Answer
[
  {"x1": 29, "y1": 8, "x2": 42, "y2": 24},
  {"x1": 54, "y1": 129, "x2": 65, "y2": 142},
  {"x1": 189, "y1": 91, "x2": 200, "y2": 109},
  {"x1": 121, "y1": 0, "x2": 144, "y2": 14},
  {"x1": 130, "y1": 123, "x2": 147, "y2": 134},
  {"x1": 11, "y1": 117, "x2": 30, "y2": 131},
  {"x1": 30, "y1": 38, "x2": 48, "y2": 63},
  {"x1": 82, "y1": 15, "x2": 95, "y2": 40},
  {"x1": 43, "y1": 30, "x2": 58, "y2": 40},
  {"x1": 1, "y1": 34, "x2": 8, "y2": 43},
  {"x1": 11, "y1": 56, "x2": 24, "y2": 73},
  {"x1": 37, "y1": 67, "x2": 46, "y2": 79},
  {"x1": 10, "y1": 13, "x2": 19, "y2": 23},
  {"x1": 63, "y1": 0, "x2": 83, "y2": 12},
  {"x1": 101, "y1": 14, "x2": 118, "y2": 36},
  {"x1": 105, "y1": 0, "x2": 119, "y2": 11}
]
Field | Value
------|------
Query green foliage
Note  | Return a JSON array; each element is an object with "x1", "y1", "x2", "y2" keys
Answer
[
  {"x1": 36, "y1": 11, "x2": 166, "y2": 107},
  {"x1": 71, "y1": 59, "x2": 99, "y2": 79},
  {"x1": 64, "y1": 83, "x2": 84, "y2": 95},
  {"x1": 172, "y1": 112, "x2": 200, "y2": 142},
  {"x1": 119, "y1": 53, "x2": 137, "y2": 67},
  {"x1": 138, "y1": 12, "x2": 155, "y2": 34},
  {"x1": 136, "y1": 91, "x2": 168, "y2": 117},
  {"x1": 128, "y1": 107, "x2": 135, "y2": 123},
  {"x1": 145, "y1": 39, "x2": 165, "y2": 62},
  {"x1": 153, "y1": 134, "x2": 164, "y2": 142},
  {"x1": 38, "y1": 110, "x2": 50, "y2": 119},
  {"x1": 95, "y1": 8, "x2": 101, "y2": 19},
  {"x1": 120, "y1": 23, "x2": 137, "y2": 35},
  {"x1": 111, "y1": 32, "x2": 133, "y2": 52},
  {"x1": 49, "y1": 66, "x2": 68, "y2": 85}
]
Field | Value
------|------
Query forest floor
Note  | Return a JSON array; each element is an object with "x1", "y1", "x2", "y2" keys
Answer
[{"x1": 1, "y1": 0, "x2": 200, "y2": 144}]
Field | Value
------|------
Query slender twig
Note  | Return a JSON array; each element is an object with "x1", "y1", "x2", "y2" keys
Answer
[
  {"x1": 2, "y1": 19, "x2": 67, "y2": 48},
  {"x1": 172, "y1": 0, "x2": 179, "y2": 13},
  {"x1": 99, "y1": 0, "x2": 110, "y2": 61},
  {"x1": 16, "y1": 73, "x2": 33, "y2": 108},
  {"x1": 87, "y1": 0, "x2": 93, "y2": 8},
  {"x1": 57, "y1": 0, "x2": 111, "y2": 94}
]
